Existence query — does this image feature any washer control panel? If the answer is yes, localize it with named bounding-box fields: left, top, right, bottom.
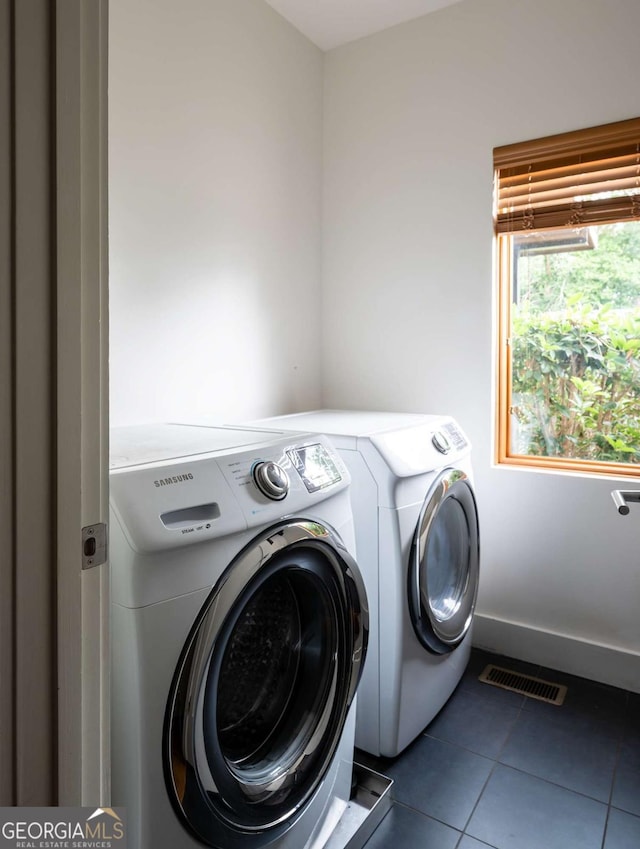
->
left=252, top=461, right=290, bottom=500
left=109, top=426, right=351, bottom=553
left=287, top=443, right=343, bottom=493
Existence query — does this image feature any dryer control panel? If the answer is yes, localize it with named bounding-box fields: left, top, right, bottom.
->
left=369, top=416, right=471, bottom=478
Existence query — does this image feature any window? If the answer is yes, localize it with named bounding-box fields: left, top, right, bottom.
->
left=494, top=117, right=640, bottom=477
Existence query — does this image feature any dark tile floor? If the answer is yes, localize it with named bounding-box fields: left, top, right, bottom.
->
left=358, top=649, right=640, bottom=849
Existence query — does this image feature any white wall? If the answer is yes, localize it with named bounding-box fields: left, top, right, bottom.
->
left=109, top=0, right=640, bottom=689
left=109, top=0, right=323, bottom=426
left=323, top=0, right=640, bottom=689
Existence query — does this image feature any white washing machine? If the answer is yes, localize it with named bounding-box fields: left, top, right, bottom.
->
left=248, top=411, right=480, bottom=758
left=109, top=423, right=368, bottom=849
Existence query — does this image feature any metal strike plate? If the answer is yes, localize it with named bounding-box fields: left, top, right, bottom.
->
left=82, top=522, right=107, bottom=569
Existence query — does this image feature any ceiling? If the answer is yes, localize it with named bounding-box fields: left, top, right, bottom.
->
left=263, top=0, right=465, bottom=51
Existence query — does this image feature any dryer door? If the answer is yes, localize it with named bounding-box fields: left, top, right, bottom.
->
left=164, top=519, right=368, bottom=849
left=408, top=468, right=479, bottom=655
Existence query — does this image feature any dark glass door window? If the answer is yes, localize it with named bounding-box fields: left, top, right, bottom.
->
left=164, top=520, right=367, bottom=849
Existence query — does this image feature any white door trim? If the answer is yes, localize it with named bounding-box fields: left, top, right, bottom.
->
left=55, top=0, right=109, bottom=804
left=1, top=0, right=108, bottom=804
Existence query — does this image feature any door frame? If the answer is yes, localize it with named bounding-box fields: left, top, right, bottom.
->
left=0, top=0, right=13, bottom=805
left=55, top=0, right=109, bottom=804
left=0, top=0, right=109, bottom=804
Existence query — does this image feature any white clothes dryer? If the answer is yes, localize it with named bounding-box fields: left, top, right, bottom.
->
left=248, top=411, right=479, bottom=758
left=109, top=423, right=368, bottom=849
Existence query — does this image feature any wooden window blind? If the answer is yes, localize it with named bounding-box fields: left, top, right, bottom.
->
left=494, top=117, right=640, bottom=234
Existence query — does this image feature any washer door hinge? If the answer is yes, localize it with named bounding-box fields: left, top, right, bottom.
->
left=82, top=522, right=108, bottom=569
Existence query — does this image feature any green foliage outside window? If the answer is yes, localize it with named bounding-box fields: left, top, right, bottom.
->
left=510, top=222, right=640, bottom=465
left=511, top=305, right=640, bottom=463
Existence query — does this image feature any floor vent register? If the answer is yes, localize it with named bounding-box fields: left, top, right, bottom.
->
left=479, top=664, right=567, bottom=706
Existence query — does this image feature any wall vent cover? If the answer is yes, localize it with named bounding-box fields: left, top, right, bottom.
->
left=479, top=664, right=567, bottom=706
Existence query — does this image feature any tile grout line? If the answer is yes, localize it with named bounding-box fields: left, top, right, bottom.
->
left=374, top=653, right=634, bottom=849
left=425, top=677, right=628, bottom=808
left=389, top=798, right=464, bottom=837
left=600, top=689, right=631, bottom=849
left=457, top=683, right=532, bottom=841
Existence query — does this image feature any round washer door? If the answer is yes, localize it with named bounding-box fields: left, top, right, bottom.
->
left=408, top=468, right=479, bottom=655
left=164, top=519, right=368, bottom=849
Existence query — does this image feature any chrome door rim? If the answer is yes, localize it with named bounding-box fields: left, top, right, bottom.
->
left=408, top=469, right=480, bottom=654
left=164, top=519, right=367, bottom=847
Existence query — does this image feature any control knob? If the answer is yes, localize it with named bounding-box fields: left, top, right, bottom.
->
left=252, top=461, right=290, bottom=501
left=432, top=430, right=451, bottom=454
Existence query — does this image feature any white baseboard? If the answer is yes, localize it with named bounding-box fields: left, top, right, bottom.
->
left=473, top=614, right=640, bottom=694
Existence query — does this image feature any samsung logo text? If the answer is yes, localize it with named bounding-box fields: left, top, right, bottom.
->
left=154, top=473, right=194, bottom=488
